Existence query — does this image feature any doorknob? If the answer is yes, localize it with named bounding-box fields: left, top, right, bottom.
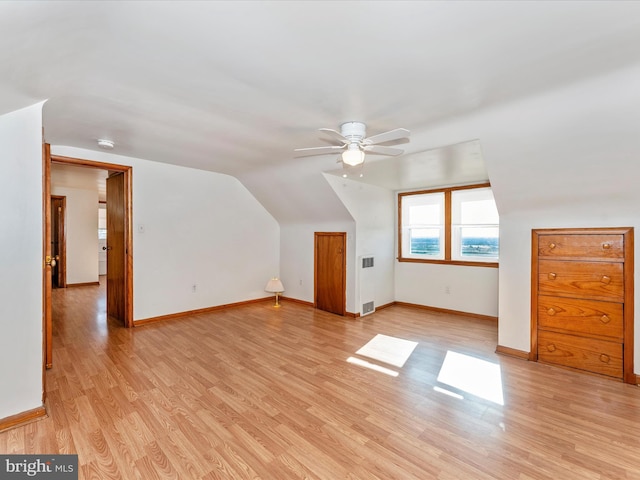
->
left=103, top=246, right=112, bottom=251
left=45, top=255, right=56, bottom=267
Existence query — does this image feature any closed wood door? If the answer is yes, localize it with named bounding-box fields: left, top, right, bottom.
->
left=106, top=172, right=126, bottom=324
left=315, top=232, right=346, bottom=316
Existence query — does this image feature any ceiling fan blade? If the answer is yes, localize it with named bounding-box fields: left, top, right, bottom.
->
left=362, top=128, right=410, bottom=145
left=294, top=145, right=345, bottom=157
left=363, top=145, right=404, bottom=156
left=319, top=128, right=349, bottom=145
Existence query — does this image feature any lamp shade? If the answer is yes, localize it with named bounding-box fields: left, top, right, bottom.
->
left=265, top=278, right=284, bottom=293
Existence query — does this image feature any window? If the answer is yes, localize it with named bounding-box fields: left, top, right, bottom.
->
left=98, top=205, right=107, bottom=239
left=398, top=183, right=499, bottom=266
left=400, top=191, right=445, bottom=260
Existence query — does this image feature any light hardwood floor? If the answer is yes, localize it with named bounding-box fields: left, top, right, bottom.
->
left=2, top=282, right=640, bottom=479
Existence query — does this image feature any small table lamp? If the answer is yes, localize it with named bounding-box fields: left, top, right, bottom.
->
left=265, top=277, right=284, bottom=307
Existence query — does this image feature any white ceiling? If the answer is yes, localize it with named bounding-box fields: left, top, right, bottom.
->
left=3, top=1, right=640, bottom=221
left=325, top=140, right=487, bottom=191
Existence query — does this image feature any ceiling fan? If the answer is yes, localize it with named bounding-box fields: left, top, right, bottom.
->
left=294, top=121, right=410, bottom=166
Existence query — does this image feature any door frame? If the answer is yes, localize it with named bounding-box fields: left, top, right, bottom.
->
left=49, top=153, right=134, bottom=327
left=43, top=151, right=134, bottom=372
left=314, top=231, right=347, bottom=316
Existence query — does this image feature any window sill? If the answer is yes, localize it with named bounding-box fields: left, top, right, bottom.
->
left=397, top=257, right=499, bottom=268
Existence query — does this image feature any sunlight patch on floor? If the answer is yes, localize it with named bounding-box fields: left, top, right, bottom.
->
left=355, top=334, right=418, bottom=368
left=436, top=350, right=504, bottom=405
left=346, top=357, right=399, bottom=377
left=347, top=334, right=418, bottom=376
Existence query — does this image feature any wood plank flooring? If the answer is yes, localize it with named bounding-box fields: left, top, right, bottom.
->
left=2, top=281, right=640, bottom=479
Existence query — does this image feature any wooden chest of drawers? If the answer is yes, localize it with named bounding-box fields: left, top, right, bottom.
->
left=531, top=228, right=634, bottom=383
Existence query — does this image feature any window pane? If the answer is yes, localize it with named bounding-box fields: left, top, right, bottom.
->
left=401, top=192, right=445, bottom=259
left=452, top=188, right=498, bottom=225
left=410, top=228, right=442, bottom=256
left=460, top=199, right=498, bottom=224
left=457, top=226, right=499, bottom=258
left=409, top=204, right=441, bottom=225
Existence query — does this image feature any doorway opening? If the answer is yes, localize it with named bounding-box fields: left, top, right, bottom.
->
left=44, top=149, right=133, bottom=372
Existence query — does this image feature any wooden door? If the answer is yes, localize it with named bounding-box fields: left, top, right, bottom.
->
left=315, top=232, right=346, bottom=316
left=51, top=196, right=66, bottom=288
left=106, top=172, right=126, bottom=324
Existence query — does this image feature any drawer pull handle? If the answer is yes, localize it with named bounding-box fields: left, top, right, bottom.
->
left=600, top=314, right=611, bottom=324
left=547, top=344, right=556, bottom=352
left=602, top=243, right=611, bottom=250
left=547, top=307, right=556, bottom=316
left=549, top=243, right=556, bottom=249
left=600, top=354, right=610, bottom=364
left=548, top=272, right=557, bottom=280
left=601, top=275, right=611, bottom=285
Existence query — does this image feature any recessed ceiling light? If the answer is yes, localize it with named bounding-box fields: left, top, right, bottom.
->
left=97, top=139, right=114, bottom=149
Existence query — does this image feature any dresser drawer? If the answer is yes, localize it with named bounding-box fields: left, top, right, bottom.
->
left=538, top=295, right=623, bottom=340
left=537, top=331, right=622, bottom=378
left=538, top=259, right=624, bottom=301
left=538, top=234, right=624, bottom=260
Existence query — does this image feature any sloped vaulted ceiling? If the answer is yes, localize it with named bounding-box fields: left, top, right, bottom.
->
left=2, top=1, right=640, bottom=222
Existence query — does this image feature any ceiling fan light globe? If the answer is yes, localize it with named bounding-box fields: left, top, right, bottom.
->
left=342, top=148, right=365, bottom=166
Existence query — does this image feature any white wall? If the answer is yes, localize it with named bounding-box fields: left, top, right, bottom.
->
left=51, top=146, right=280, bottom=321
left=280, top=221, right=356, bottom=313
left=0, top=103, right=44, bottom=420
left=50, top=185, right=99, bottom=284
left=324, top=174, right=396, bottom=312
left=395, top=262, right=499, bottom=317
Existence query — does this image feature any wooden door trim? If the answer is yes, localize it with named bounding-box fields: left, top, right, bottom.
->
left=49, top=154, right=134, bottom=328
left=314, top=232, right=347, bottom=316
left=42, top=143, right=52, bottom=394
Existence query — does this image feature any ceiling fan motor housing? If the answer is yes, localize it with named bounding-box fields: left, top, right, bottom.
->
left=340, top=121, right=366, bottom=144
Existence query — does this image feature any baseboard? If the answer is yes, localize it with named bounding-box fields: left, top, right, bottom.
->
left=345, top=301, right=396, bottom=318
left=495, top=345, right=530, bottom=360
left=135, top=297, right=499, bottom=326
left=627, top=372, right=640, bottom=386
left=394, top=301, right=498, bottom=322
left=135, top=296, right=274, bottom=326
left=66, top=281, right=100, bottom=288
left=375, top=301, right=396, bottom=311
left=0, top=406, right=47, bottom=433
left=280, top=296, right=314, bottom=308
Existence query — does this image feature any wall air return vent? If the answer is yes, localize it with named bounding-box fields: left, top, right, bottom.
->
left=362, top=301, right=375, bottom=315
left=362, top=256, right=374, bottom=268
left=360, top=255, right=375, bottom=316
